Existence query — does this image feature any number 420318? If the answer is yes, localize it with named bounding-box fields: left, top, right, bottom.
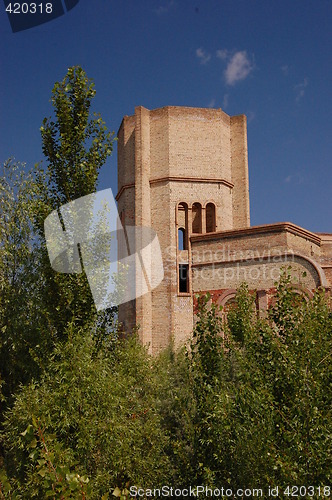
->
left=283, top=485, right=330, bottom=497
left=5, top=3, right=53, bottom=14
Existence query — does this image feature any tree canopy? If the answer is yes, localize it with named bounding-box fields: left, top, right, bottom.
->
left=1, top=272, right=331, bottom=497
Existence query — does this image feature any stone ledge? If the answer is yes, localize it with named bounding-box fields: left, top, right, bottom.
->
left=149, top=176, right=234, bottom=189
left=190, top=222, right=321, bottom=246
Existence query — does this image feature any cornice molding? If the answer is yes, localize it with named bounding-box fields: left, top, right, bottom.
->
left=149, top=176, right=234, bottom=189
left=190, top=222, right=321, bottom=246
left=116, top=176, right=234, bottom=201
left=115, top=183, right=135, bottom=201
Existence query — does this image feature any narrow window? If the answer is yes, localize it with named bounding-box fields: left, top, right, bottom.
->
left=178, top=227, right=186, bottom=250
left=206, top=203, right=216, bottom=232
left=179, top=264, right=189, bottom=293
left=192, top=202, right=202, bottom=233
left=177, top=202, right=188, bottom=248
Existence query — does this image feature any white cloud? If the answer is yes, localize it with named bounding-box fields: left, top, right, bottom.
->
left=154, top=1, right=175, bottom=15
left=207, top=98, right=216, bottom=108
left=196, top=47, right=211, bottom=65
left=216, top=49, right=228, bottom=60
left=222, top=94, right=229, bottom=109
left=224, top=51, right=254, bottom=85
left=284, top=172, right=304, bottom=184
left=294, top=78, right=308, bottom=102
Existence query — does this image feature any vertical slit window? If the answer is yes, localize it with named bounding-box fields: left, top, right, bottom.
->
left=206, top=203, right=216, bottom=232
left=178, top=227, right=186, bottom=250
left=177, top=202, right=188, bottom=248
left=179, top=264, right=189, bottom=293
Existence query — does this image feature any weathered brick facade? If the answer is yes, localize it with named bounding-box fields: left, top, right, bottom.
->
left=117, top=106, right=332, bottom=354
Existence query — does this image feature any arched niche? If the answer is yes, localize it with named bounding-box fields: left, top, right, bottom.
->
left=192, top=202, right=202, bottom=234
left=206, top=203, right=216, bottom=233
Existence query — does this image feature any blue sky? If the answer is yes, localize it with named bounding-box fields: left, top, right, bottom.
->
left=1, top=0, right=331, bottom=232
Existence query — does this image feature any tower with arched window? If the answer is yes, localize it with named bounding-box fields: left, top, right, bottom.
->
left=117, top=105, right=332, bottom=354
left=116, top=105, right=250, bottom=353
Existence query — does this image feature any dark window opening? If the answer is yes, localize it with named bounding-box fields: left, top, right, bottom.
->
left=179, top=264, right=189, bottom=293
left=206, top=203, right=216, bottom=232
left=192, top=202, right=202, bottom=233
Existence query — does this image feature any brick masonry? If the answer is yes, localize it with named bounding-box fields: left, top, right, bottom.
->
left=117, top=106, right=332, bottom=354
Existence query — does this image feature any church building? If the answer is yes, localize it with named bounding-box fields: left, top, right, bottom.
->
left=116, top=106, right=332, bottom=354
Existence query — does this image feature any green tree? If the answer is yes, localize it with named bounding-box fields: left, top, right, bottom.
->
left=187, top=294, right=224, bottom=486
left=0, top=159, right=50, bottom=405
left=1, top=273, right=331, bottom=495
left=154, top=346, right=195, bottom=488
left=0, top=66, right=115, bottom=408
left=1, top=328, right=171, bottom=498
left=168, top=277, right=331, bottom=490
left=196, top=276, right=332, bottom=489
left=40, top=65, right=114, bottom=208
left=38, top=65, right=115, bottom=338
left=265, top=272, right=332, bottom=485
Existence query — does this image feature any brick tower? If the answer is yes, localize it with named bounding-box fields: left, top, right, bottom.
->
left=116, top=106, right=250, bottom=354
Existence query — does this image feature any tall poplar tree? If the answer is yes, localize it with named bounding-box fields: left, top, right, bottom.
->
left=0, top=67, right=115, bottom=411
left=40, top=66, right=114, bottom=208
left=39, top=66, right=115, bottom=337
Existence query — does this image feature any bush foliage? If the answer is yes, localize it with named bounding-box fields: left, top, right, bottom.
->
left=1, top=274, right=331, bottom=497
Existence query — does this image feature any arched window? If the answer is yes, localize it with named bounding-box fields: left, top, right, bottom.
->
left=192, top=202, right=202, bottom=233
left=206, top=203, right=216, bottom=233
left=177, top=202, right=188, bottom=249
left=268, top=286, right=312, bottom=310
left=178, top=227, right=186, bottom=250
